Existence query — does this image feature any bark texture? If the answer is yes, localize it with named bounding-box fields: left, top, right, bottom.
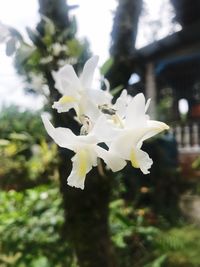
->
left=107, top=0, right=142, bottom=90
left=38, top=1, right=117, bottom=266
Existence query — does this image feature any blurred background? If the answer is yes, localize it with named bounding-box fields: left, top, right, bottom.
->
left=0, top=0, right=200, bottom=266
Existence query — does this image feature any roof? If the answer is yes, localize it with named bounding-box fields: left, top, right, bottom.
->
left=156, top=53, right=200, bottom=75
left=132, top=21, right=200, bottom=62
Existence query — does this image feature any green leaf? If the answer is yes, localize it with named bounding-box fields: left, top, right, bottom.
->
left=42, top=16, right=55, bottom=36
left=110, top=85, right=123, bottom=96
left=15, top=44, right=35, bottom=64
left=30, top=256, right=49, bottom=267
left=100, top=57, right=113, bottom=75
left=26, top=27, right=44, bottom=48
left=67, top=38, right=83, bottom=57
left=6, top=38, right=16, bottom=56
left=9, top=132, right=29, bottom=141
left=145, top=254, right=167, bottom=267
left=0, top=139, right=10, bottom=146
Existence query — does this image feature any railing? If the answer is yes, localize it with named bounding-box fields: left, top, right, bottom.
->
left=171, top=122, right=200, bottom=153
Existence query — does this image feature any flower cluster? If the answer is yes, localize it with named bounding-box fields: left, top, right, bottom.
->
left=42, top=56, right=169, bottom=189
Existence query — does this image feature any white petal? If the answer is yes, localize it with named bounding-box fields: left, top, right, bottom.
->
left=109, top=129, right=135, bottom=159
left=80, top=56, right=99, bottom=89
left=145, top=98, right=151, bottom=113
left=87, top=88, right=112, bottom=106
left=78, top=96, right=101, bottom=121
left=109, top=121, right=169, bottom=160
left=139, top=120, right=170, bottom=145
left=81, top=89, right=112, bottom=121
left=52, top=64, right=81, bottom=95
left=135, top=148, right=153, bottom=174
left=52, top=99, right=77, bottom=113
left=67, top=170, right=85, bottom=190
left=114, top=89, right=128, bottom=117
left=67, top=148, right=97, bottom=189
left=41, top=115, right=76, bottom=150
left=75, top=134, right=97, bottom=146
left=125, top=93, right=147, bottom=128
left=103, top=78, right=110, bottom=91
left=95, top=146, right=126, bottom=172
left=147, top=120, right=169, bottom=131
left=91, top=115, right=121, bottom=143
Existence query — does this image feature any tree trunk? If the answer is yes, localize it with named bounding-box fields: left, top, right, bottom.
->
left=38, top=1, right=117, bottom=266
left=107, top=0, right=142, bottom=90
left=170, top=0, right=200, bottom=27
left=60, top=163, right=117, bottom=267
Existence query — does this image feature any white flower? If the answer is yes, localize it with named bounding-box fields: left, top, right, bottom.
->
left=41, top=53, right=170, bottom=189
left=108, top=93, right=169, bottom=174
left=98, top=89, right=133, bottom=125
left=41, top=115, right=126, bottom=189
left=57, top=57, right=78, bottom=67
left=29, top=72, right=49, bottom=96
left=113, top=89, right=132, bottom=118
left=52, top=56, right=112, bottom=122
left=51, top=43, right=67, bottom=56
left=113, top=89, right=151, bottom=121
left=29, top=72, right=45, bottom=89
left=40, top=55, right=53, bottom=64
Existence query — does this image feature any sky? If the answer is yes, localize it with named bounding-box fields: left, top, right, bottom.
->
left=0, top=0, right=180, bottom=110
left=0, top=0, right=40, bottom=110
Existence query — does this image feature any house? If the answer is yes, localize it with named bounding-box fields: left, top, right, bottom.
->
left=130, top=15, right=200, bottom=178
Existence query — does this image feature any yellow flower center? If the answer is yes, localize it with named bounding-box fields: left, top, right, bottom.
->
left=130, top=149, right=139, bottom=168
left=112, top=114, right=124, bottom=128
left=77, top=150, right=88, bottom=177
left=59, top=95, right=77, bottom=104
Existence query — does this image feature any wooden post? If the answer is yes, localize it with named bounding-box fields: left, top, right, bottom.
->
left=145, top=62, right=156, bottom=118
left=192, top=123, right=200, bottom=149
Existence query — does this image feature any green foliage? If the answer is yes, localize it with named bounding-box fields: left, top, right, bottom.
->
left=0, top=185, right=75, bottom=267
left=1, top=182, right=199, bottom=267
left=2, top=3, right=199, bottom=267
left=13, top=16, right=90, bottom=94
left=145, top=255, right=167, bottom=267
left=0, top=106, right=58, bottom=189
left=192, top=156, right=200, bottom=171
left=25, top=49, right=42, bottom=71
left=109, top=197, right=161, bottom=267
left=0, top=106, right=45, bottom=140
left=155, top=226, right=200, bottom=266
left=157, top=95, right=173, bottom=122
left=66, top=38, right=84, bottom=58
left=109, top=182, right=200, bottom=267
left=109, top=199, right=134, bottom=248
